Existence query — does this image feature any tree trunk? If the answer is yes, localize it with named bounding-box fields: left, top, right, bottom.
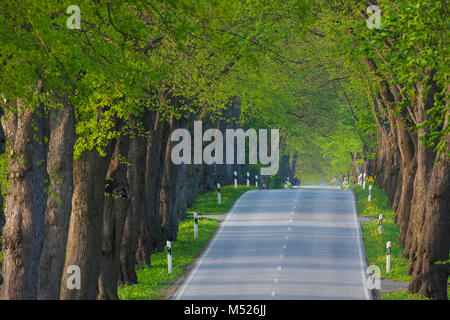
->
left=60, top=143, right=114, bottom=300
left=38, top=104, right=75, bottom=300
left=97, top=136, right=130, bottom=300
left=393, top=117, right=416, bottom=248
left=0, top=102, right=48, bottom=299
left=0, top=106, right=6, bottom=256
left=136, top=112, right=165, bottom=267
left=408, top=148, right=449, bottom=299
left=120, top=118, right=148, bottom=284
left=159, top=115, right=179, bottom=241
left=405, top=77, right=449, bottom=299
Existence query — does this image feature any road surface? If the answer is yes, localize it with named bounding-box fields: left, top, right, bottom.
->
left=174, top=187, right=371, bottom=300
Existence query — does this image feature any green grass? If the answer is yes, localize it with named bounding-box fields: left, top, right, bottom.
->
left=187, top=185, right=256, bottom=216
left=351, top=184, right=410, bottom=282
left=381, top=290, right=430, bottom=300
left=118, top=185, right=254, bottom=300
left=351, top=184, right=450, bottom=300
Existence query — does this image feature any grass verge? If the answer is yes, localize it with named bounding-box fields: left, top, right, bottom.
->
left=350, top=184, right=424, bottom=299
left=351, top=184, right=449, bottom=300
left=187, top=185, right=256, bottom=215
left=118, top=185, right=254, bottom=300
left=351, top=184, right=410, bottom=282
left=118, top=217, right=219, bottom=300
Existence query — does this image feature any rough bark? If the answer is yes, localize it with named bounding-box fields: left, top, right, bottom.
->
left=120, top=118, right=148, bottom=284
left=0, top=102, right=48, bottom=299
left=136, top=112, right=165, bottom=268
left=408, top=147, right=449, bottom=299
left=97, top=136, right=130, bottom=300
left=0, top=106, right=6, bottom=255
left=60, top=143, right=115, bottom=300
left=159, top=115, right=179, bottom=241
left=393, top=116, right=416, bottom=248
left=405, top=77, right=449, bottom=299
left=371, top=95, right=399, bottom=203
left=37, top=104, right=75, bottom=300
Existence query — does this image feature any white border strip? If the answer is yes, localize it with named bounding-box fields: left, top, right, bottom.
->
left=349, top=191, right=372, bottom=300
left=173, top=190, right=255, bottom=300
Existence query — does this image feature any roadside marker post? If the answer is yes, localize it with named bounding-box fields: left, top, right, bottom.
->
left=217, top=183, right=221, bottom=204
left=167, top=241, right=173, bottom=273
left=368, top=185, right=372, bottom=202
left=363, top=172, right=366, bottom=189
left=194, top=212, right=199, bottom=238
left=378, top=214, right=383, bottom=234
left=358, top=173, right=362, bottom=185
left=255, top=175, right=258, bottom=188
left=246, top=172, right=250, bottom=187
left=386, top=241, right=391, bottom=274
left=234, top=171, right=237, bottom=188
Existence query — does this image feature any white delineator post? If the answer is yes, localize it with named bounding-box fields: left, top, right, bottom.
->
left=167, top=241, right=172, bottom=273
left=363, top=172, right=366, bottom=189
left=234, top=171, right=237, bottom=188
left=358, top=173, right=362, bottom=185
left=246, top=172, right=250, bottom=187
left=386, top=241, right=391, bottom=274
left=255, top=175, right=258, bottom=188
left=217, top=183, right=221, bottom=204
left=194, top=212, right=198, bottom=238
left=368, top=185, right=372, bottom=202
left=378, top=214, right=383, bottom=234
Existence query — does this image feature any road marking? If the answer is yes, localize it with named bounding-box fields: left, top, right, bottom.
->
left=288, top=227, right=291, bottom=231
left=285, top=236, right=289, bottom=240
left=277, top=265, right=282, bottom=270
left=271, top=291, right=276, bottom=297
left=280, top=254, right=284, bottom=259
left=289, top=219, right=293, bottom=223
left=274, top=279, right=279, bottom=284
left=173, top=190, right=253, bottom=299
left=350, top=192, right=372, bottom=300
left=283, top=244, right=287, bottom=249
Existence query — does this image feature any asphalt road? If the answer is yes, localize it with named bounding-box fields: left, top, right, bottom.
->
left=174, top=187, right=371, bottom=300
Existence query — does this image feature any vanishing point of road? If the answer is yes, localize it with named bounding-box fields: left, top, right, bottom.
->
left=174, top=187, right=371, bottom=300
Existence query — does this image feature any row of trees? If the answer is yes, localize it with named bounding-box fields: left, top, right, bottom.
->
left=0, top=0, right=318, bottom=299
left=0, top=0, right=447, bottom=299
left=318, top=0, right=449, bottom=299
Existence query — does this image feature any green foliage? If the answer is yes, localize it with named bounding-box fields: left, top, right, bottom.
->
left=0, top=151, right=9, bottom=202
left=269, top=174, right=283, bottom=189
